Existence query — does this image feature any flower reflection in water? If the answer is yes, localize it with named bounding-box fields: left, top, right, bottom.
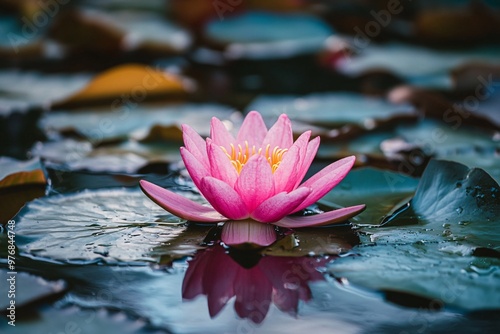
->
left=182, top=243, right=333, bottom=324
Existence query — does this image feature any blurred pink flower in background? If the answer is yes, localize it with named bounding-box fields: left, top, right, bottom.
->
left=141, top=111, right=364, bottom=246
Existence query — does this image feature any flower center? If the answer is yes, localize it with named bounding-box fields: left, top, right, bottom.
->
left=221, top=141, right=288, bottom=174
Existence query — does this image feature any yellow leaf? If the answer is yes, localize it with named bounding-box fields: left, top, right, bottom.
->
left=0, top=158, right=47, bottom=224
left=139, top=124, right=184, bottom=143
left=0, top=170, right=46, bottom=189
left=53, top=64, right=189, bottom=109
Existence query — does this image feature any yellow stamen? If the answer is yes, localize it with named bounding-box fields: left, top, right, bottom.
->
left=220, top=141, right=288, bottom=174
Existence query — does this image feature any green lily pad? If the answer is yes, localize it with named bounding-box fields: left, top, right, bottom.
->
left=0, top=157, right=47, bottom=224
left=40, top=103, right=236, bottom=142
left=0, top=304, right=169, bottom=334
left=383, top=159, right=500, bottom=247
left=328, top=242, right=500, bottom=311
left=14, top=188, right=209, bottom=264
left=337, top=42, right=500, bottom=82
left=262, top=226, right=360, bottom=257
left=249, top=92, right=415, bottom=127
left=439, top=150, right=500, bottom=183
left=395, top=120, right=499, bottom=156
left=205, top=11, right=332, bottom=59
left=32, top=139, right=181, bottom=173
left=0, top=70, right=90, bottom=114
left=0, top=269, right=66, bottom=310
left=110, top=10, right=192, bottom=52
left=319, top=168, right=419, bottom=225
left=328, top=160, right=500, bottom=311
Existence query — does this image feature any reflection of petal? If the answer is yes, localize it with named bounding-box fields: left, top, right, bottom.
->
left=182, top=246, right=238, bottom=317
left=260, top=256, right=331, bottom=315
left=139, top=180, right=225, bottom=222
left=182, top=244, right=332, bottom=323
left=205, top=251, right=238, bottom=317
left=275, top=204, right=366, bottom=228
left=221, top=221, right=277, bottom=247
left=234, top=265, right=272, bottom=324
left=182, top=249, right=212, bottom=299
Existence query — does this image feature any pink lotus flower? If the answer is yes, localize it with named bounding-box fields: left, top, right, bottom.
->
left=140, top=111, right=365, bottom=244
left=182, top=244, right=333, bottom=323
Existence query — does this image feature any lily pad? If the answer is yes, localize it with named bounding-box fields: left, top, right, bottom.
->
left=249, top=92, right=415, bottom=127
left=0, top=70, right=90, bottom=114
left=262, top=226, right=360, bottom=257
left=395, top=119, right=499, bottom=156
left=40, top=103, right=237, bottom=142
left=205, top=11, right=333, bottom=59
left=0, top=304, right=169, bottom=334
left=0, top=157, right=46, bottom=189
left=440, top=150, right=500, bottom=183
left=383, top=159, right=500, bottom=247
left=337, top=42, right=500, bottom=83
left=0, top=157, right=47, bottom=224
left=319, top=168, right=419, bottom=225
left=14, top=188, right=210, bottom=264
left=0, top=269, right=66, bottom=310
left=328, top=242, right=500, bottom=311
left=31, top=139, right=183, bottom=173
left=108, top=10, right=192, bottom=52
left=328, top=160, right=500, bottom=311
left=52, top=64, right=189, bottom=109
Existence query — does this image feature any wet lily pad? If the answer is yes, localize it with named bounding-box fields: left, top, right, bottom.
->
left=249, top=92, right=415, bottom=127
left=205, top=11, right=333, bottom=59
left=108, top=10, right=192, bottom=52
left=0, top=304, right=169, bottom=334
left=0, top=157, right=46, bottom=189
left=329, top=242, right=500, bottom=311
left=262, top=226, right=359, bottom=257
left=0, top=157, right=47, bottom=224
left=329, top=160, right=500, bottom=311
left=383, top=159, right=500, bottom=247
left=395, top=119, right=499, bottom=156
left=441, top=150, right=500, bottom=183
left=40, top=103, right=236, bottom=142
left=337, top=42, right=500, bottom=84
left=319, top=168, right=419, bottom=225
left=52, top=64, right=189, bottom=109
left=14, top=188, right=209, bottom=264
left=0, top=70, right=90, bottom=114
left=32, top=139, right=181, bottom=174
left=0, top=269, right=66, bottom=310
